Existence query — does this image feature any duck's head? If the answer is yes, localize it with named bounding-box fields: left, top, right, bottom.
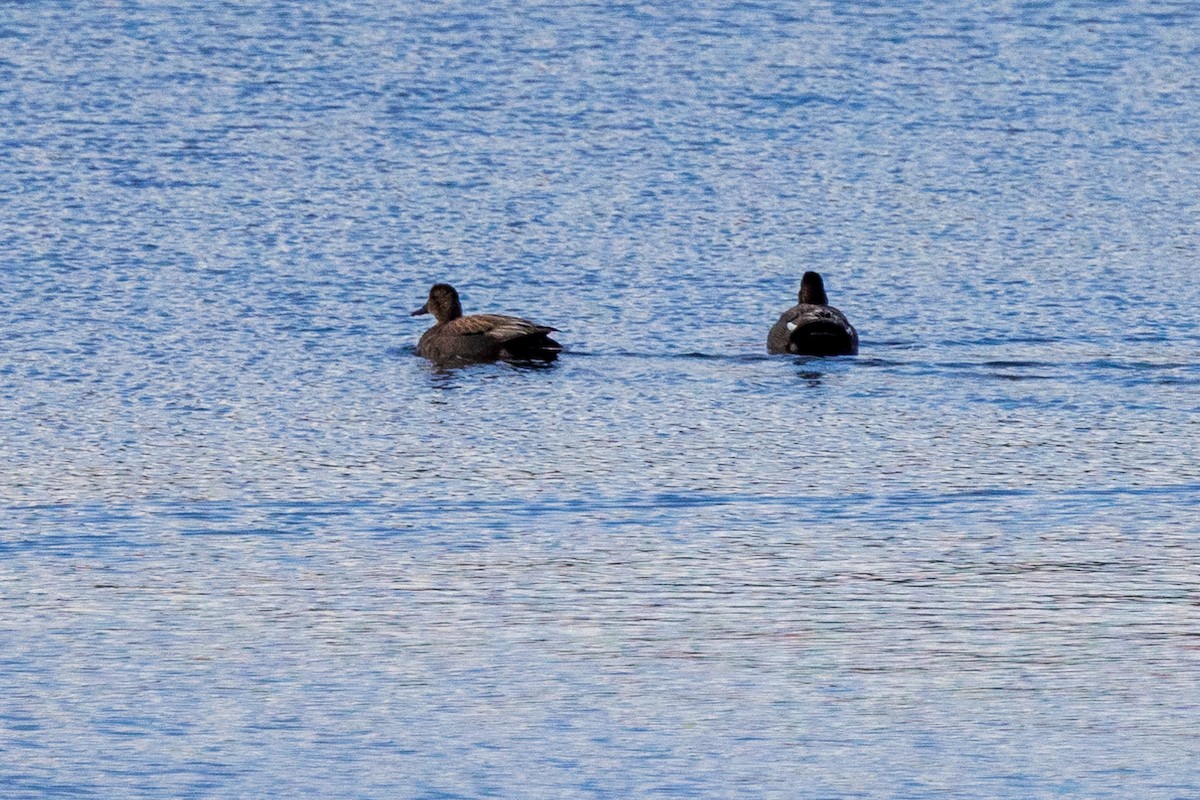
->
left=412, top=283, right=463, bottom=323
left=798, top=271, right=828, bottom=305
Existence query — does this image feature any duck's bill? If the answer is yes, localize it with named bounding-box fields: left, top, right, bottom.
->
left=411, top=303, right=429, bottom=316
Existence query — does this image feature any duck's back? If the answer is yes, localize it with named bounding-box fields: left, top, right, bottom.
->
left=417, top=313, right=561, bottom=364
left=767, top=303, right=858, bottom=356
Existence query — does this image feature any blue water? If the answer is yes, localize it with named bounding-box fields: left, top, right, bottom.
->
left=3, top=1, right=1200, bottom=797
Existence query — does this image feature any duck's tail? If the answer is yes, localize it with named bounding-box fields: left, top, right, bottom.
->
left=786, top=319, right=857, bottom=356
left=503, top=330, right=563, bottom=361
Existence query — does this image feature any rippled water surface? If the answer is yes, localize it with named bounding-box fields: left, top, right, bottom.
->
left=3, top=2, right=1200, bottom=798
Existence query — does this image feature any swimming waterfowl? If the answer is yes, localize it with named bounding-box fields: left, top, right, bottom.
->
left=767, top=271, right=859, bottom=356
left=412, top=283, right=563, bottom=364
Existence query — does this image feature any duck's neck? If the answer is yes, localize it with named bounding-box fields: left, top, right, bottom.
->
left=435, top=298, right=463, bottom=323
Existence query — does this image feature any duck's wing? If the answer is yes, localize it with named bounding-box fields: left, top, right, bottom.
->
left=445, top=314, right=558, bottom=342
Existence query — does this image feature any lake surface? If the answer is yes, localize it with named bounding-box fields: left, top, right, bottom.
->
left=2, top=1, right=1199, bottom=797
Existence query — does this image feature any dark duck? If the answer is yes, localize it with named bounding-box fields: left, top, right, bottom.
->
left=412, top=283, right=563, bottom=365
left=767, top=271, right=859, bottom=356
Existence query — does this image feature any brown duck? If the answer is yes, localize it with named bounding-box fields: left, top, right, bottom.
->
left=412, top=283, right=563, bottom=364
left=767, top=271, right=859, bottom=356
